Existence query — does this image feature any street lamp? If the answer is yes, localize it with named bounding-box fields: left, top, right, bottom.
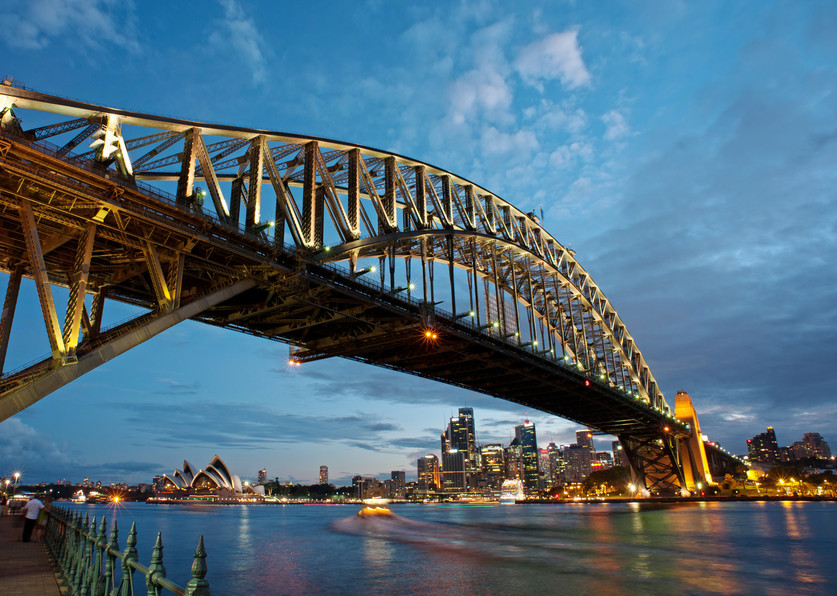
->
left=12, top=472, right=20, bottom=496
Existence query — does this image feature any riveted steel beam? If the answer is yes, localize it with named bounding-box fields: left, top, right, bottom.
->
left=0, top=264, right=23, bottom=375
left=19, top=199, right=66, bottom=360
left=245, top=135, right=264, bottom=232
left=62, top=223, right=97, bottom=357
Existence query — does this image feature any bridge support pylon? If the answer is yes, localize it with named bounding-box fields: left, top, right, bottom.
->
left=674, top=390, right=713, bottom=493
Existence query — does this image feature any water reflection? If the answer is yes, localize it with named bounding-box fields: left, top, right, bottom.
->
left=64, top=501, right=837, bottom=594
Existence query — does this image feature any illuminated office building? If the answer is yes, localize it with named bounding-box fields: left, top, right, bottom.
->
left=515, top=421, right=539, bottom=490
left=417, top=454, right=441, bottom=492
left=391, top=470, right=406, bottom=499
left=480, top=444, right=506, bottom=489
left=442, top=450, right=467, bottom=492
left=319, top=465, right=328, bottom=485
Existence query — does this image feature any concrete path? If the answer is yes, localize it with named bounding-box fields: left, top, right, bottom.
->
left=0, top=514, right=61, bottom=595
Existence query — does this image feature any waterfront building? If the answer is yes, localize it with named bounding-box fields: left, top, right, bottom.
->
left=480, top=444, right=506, bottom=490
left=747, top=427, right=780, bottom=462
left=803, top=433, right=832, bottom=459
left=417, top=454, right=441, bottom=492
left=156, top=455, right=250, bottom=499
left=505, top=438, right=522, bottom=481
left=563, top=444, right=595, bottom=482
left=515, top=421, right=539, bottom=491
left=319, top=465, right=329, bottom=485
left=257, top=469, right=267, bottom=484
left=538, top=448, right=553, bottom=488
left=391, top=471, right=406, bottom=499
left=442, top=450, right=467, bottom=492
left=547, top=442, right=563, bottom=485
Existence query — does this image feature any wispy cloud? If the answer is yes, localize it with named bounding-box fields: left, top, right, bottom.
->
left=211, top=0, right=269, bottom=85
left=2, top=0, right=141, bottom=52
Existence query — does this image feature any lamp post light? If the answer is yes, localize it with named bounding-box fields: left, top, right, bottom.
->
left=12, top=472, right=20, bottom=496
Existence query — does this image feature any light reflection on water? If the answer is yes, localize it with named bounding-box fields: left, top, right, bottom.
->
left=66, top=501, right=837, bottom=595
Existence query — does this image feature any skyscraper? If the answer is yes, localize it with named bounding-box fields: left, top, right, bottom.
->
left=515, top=421, right=539, bottom=491
left=257, top=469, right=267, bottom=484
left=319, top=465, right=328, bottom=485
left=480, top=443, right=506, bottom=489
left=442, top=408, right=479, bottom=487
left=417, top=454, right=441, bottom=492
left=391, top=471, right=406, bottom=499
left=442, top=450, right=467, bottom=492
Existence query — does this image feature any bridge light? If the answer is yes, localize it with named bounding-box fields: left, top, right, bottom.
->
left=584, top=380, right=591, bottom=387
left=409, top=283, right=416, bottom=291
left=664, top=426, right=670, bottom=432
left=532, top=340, right=538, bottom=346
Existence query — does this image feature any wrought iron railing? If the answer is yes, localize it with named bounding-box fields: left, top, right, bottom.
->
left=44, top=505, right=210, bottom=596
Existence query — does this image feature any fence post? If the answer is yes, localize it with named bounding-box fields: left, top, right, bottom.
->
left=184, top=536, right=210, bottom=596
left=146, top=532, right=167, bottom=596
left=104, top=519, right=119, bottom=594
left=119, top=522, right=138, bottom=596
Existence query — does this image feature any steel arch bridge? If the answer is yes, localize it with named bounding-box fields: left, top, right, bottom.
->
left=0, top=81, right=714, bottom=495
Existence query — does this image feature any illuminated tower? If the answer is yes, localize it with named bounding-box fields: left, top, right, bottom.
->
left=515, top=421, right=539, bottom=491
left=319, top=465, right=328, bottom=485
left=257, top=469, right=267, bottom=484
left=480, top=443, right=506, bottom=489
left=442, top=408, right=479, bottom=487
left=417, top=455, right=441, bottom=492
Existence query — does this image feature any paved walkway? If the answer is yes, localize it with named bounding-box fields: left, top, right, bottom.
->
left=0, top=514, right=61, bottom=595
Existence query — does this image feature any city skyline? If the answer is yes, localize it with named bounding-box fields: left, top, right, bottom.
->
left=1, top=1, right=836, bottom=484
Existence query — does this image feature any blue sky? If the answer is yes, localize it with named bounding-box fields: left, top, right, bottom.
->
left=1, top=0, right=836, bottom=485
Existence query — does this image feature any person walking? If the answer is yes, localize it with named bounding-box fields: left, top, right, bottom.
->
left=21, top=496, right=44, bottom=543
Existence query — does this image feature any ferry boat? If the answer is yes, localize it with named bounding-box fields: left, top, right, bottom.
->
left=499, top=479, right=525, bottom=504
left=70, top=489, right=87, bottom=503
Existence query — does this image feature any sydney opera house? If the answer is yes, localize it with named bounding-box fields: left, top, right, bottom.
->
left=154, top=454, right=263, bottom=502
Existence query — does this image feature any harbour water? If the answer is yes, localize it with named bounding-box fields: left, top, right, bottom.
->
left=65, top=501, right=837, bottom=595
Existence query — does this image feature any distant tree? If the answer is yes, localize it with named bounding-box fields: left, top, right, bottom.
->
left=583, top=466, right=631, bottom=494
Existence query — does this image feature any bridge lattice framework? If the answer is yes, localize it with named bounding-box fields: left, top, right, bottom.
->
left=0, top=82, right=708, bottom=494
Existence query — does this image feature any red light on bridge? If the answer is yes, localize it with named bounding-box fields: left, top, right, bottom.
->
left=584, top=380, right=591, bottom=387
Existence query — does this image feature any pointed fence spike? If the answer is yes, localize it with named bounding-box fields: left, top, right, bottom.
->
left=147, top=531, right=167, bottom=594
left=108, top=519, right=119, bottom=551
left=184, top=535, right=210, bottom=596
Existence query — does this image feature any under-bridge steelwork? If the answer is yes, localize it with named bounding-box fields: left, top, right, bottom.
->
left=0, top=81, right=719, bottom=495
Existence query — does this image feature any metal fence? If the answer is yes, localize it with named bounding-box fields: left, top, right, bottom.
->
left=44, top=505, right=209, bottom=596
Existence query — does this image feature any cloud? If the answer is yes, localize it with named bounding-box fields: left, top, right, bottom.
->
left=480, top=126, right=539, bottom=156
left=602, top=110, right=630, bottom=140
left=211, top=0, right=269, bottom=85
left=0, top=418, right=161, bottom=483
left=2, top=0, right=140, bottom=52
left=154, top=378, right=200, bottom=395
left=548, top=141, right=594, bottom=169
left=515, top=30, right=591, bottom=89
